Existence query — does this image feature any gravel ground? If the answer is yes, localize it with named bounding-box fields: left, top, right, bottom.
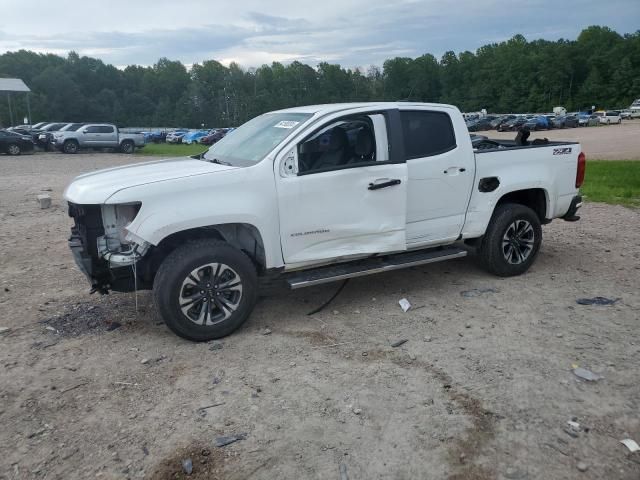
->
left=482, top=118, right=640, bottom=160
left=0, top=152, right=639, bottom=480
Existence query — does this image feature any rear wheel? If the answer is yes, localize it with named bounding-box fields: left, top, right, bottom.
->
left=153, top=240, right=258, bottom=341
left=478, top=203, right=542, bottom=277
left=7, top=143, right=21, bottom=155
left=120, top=140, right=135, bottom=154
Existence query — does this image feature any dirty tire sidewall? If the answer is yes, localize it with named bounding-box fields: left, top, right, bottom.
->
left=153, top=240, right=258, bottom=341
left=479, top=203, right=542, bottom=277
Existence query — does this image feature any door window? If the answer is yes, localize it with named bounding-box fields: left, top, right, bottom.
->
left=400, top=111, right=456, bottom=159
left=298, top=114, right=388, bottom=175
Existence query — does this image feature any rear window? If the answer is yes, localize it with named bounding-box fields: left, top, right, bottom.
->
left=606, top=111, right=620, bottom=116
left=400, top=111, right=456, bottom=159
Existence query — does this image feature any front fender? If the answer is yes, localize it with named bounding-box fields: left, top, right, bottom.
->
left=107, top=162, right=283, bottom=268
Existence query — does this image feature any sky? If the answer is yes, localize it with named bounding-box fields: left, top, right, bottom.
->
left=0, top=0, right=638, bottom=69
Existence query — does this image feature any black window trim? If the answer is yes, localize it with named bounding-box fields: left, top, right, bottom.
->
left=399, top=109, right=458, bottom=160
left=296, top=108, right=405, bottom=177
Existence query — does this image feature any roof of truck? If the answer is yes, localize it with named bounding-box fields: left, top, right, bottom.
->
left=272, top=102, right=458, bottom=115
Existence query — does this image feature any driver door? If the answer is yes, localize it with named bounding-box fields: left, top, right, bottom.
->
left=275, top=110, right=408, bottom=267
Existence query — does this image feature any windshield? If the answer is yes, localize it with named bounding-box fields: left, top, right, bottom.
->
left=203, top=112, right=312, bottom=166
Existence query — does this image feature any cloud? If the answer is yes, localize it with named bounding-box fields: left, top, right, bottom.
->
left=0, top=0, right=638, bottom=69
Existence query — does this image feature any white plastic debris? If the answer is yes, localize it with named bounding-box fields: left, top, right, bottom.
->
left=567, top=420, right=580, bottom=430
left=399, top=298, right=411, bottom=312
left=620, top=439, right=639, bottom=453
left=572, top=367, right=600, bottom=381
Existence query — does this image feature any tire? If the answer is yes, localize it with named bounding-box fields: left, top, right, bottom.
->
left=478, top=203, right=542, bottom=277
left=120, top=140, right=135, bottom=154
left=153, top=239, right=258, bottom=341
left=7, top=143, right=21, bottom=155
left=63, top=140, right=79, bottom=154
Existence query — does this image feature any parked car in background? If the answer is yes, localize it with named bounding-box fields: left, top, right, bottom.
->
left=182, top=130, right=210, bottom=145
left=35, top=123, right=70, bottom=150
left=143, top=131, right=167, bottom=143
left=552, top=115, right=579, bottom=129
left=166, top=130, right=189, bottom=144
left=200, top=129, right=227, bottom=145
left=620, top=109, right=632, bottom=119
left=599, top=111, right=622, bottom=124
left=490, top=115, right=516, bottom=129
left=53, top=123, right=145, bottom=154
left=0, top=129, right=35, bottom=155
left=498, top=116, right=527, bottom=131
left=466, top=118, right=494, bottom=132
left=578, top=114, right=600, bottom=127
left=524, top=115, right=550, bottom=131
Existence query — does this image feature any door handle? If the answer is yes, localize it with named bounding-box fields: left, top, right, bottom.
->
left=368, top=179, right=401, bottom=190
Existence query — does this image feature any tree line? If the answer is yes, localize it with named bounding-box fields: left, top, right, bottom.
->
left=0, top=26, right=638, bottom=128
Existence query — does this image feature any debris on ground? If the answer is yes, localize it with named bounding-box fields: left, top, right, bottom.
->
left=567, top=420, right=580, bottom=430
left=460, top=288, right=499, bottom=298
left=398, top=298, right=411, bottom=312
left=215, top=433, right=247, bottom=447
left=105, top=321, right=121, bottom=331
left=576, top=296, right=619, bottom=306
left=41, top=301, right=128, bottom=337
left=36, top=194, right=51, bottom=209
left=0, top=327, right=10, bottom=335
left=141, top=358, right=150, bottom=365
left=261, top=327, right=272, bottom=335
left=391, top=339, right=408, bottom=348
left=182, top=458, right=193, bottom=475
left=572, top=367, right=600, bottom=382
left=576, top=461, right=588, bottom=472
left=208, top=342, right=223, bottom=351
left=620, top=439, right=640, bottom=453
left=339, top=463, right=349, bottom=480
left=352, top=407, right=362, bottom=415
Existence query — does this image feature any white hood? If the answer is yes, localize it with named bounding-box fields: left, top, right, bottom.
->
left=64, top=157, right=236, bottom=204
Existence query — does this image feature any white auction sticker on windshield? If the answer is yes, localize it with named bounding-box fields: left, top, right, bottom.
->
left=274, top=121, right=299, bottom=129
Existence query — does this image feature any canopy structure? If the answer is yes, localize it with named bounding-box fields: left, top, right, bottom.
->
left=0, top=78, right=32, bottom=127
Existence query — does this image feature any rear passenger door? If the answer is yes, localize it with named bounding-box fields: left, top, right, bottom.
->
left=400, top=108, right=475, bottom=246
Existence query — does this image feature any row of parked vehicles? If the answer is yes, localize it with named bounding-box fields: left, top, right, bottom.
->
left=467, top=110, right=624, bottom=132
left=158, top=127, right=234, bottom=145
left=1, top=122, right=144, bottom=155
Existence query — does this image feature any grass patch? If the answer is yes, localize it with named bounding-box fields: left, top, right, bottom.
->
left=582, top=160, right=640, bottom=207
left=137, top=143, right=208, bottom=157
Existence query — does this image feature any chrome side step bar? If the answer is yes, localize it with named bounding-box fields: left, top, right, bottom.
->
left=286, top=247, right=467, bottom=289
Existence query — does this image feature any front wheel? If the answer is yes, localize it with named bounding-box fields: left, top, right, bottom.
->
left=63, top=140, right=79, bottom=154
left=478, top=203, right=542, bottom=277
left=7, top=143, right=21, bottom=155
left=153, top=240, right=258, bottom=341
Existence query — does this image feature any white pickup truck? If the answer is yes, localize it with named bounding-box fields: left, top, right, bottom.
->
left=64, top=102, right=585, bottom=341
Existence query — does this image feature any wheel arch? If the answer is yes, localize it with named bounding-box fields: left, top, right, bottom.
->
left=141, top=223, right=267, bottom=283
left=496, top=188, right=549, bottom=223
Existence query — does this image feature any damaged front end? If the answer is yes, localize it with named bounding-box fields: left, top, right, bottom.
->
left=68, top=202, right=150, bottom=293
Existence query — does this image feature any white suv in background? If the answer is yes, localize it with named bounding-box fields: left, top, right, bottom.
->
left=595, top=110, right=622, bottom=125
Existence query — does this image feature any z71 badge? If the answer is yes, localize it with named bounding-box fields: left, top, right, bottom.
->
left=553, top=147, right=572, bottom=155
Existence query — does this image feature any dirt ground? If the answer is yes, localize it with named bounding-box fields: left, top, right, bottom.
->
left=1, top=152, right=639, bottom=480
left=483, top=118, right=640, bottom=160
